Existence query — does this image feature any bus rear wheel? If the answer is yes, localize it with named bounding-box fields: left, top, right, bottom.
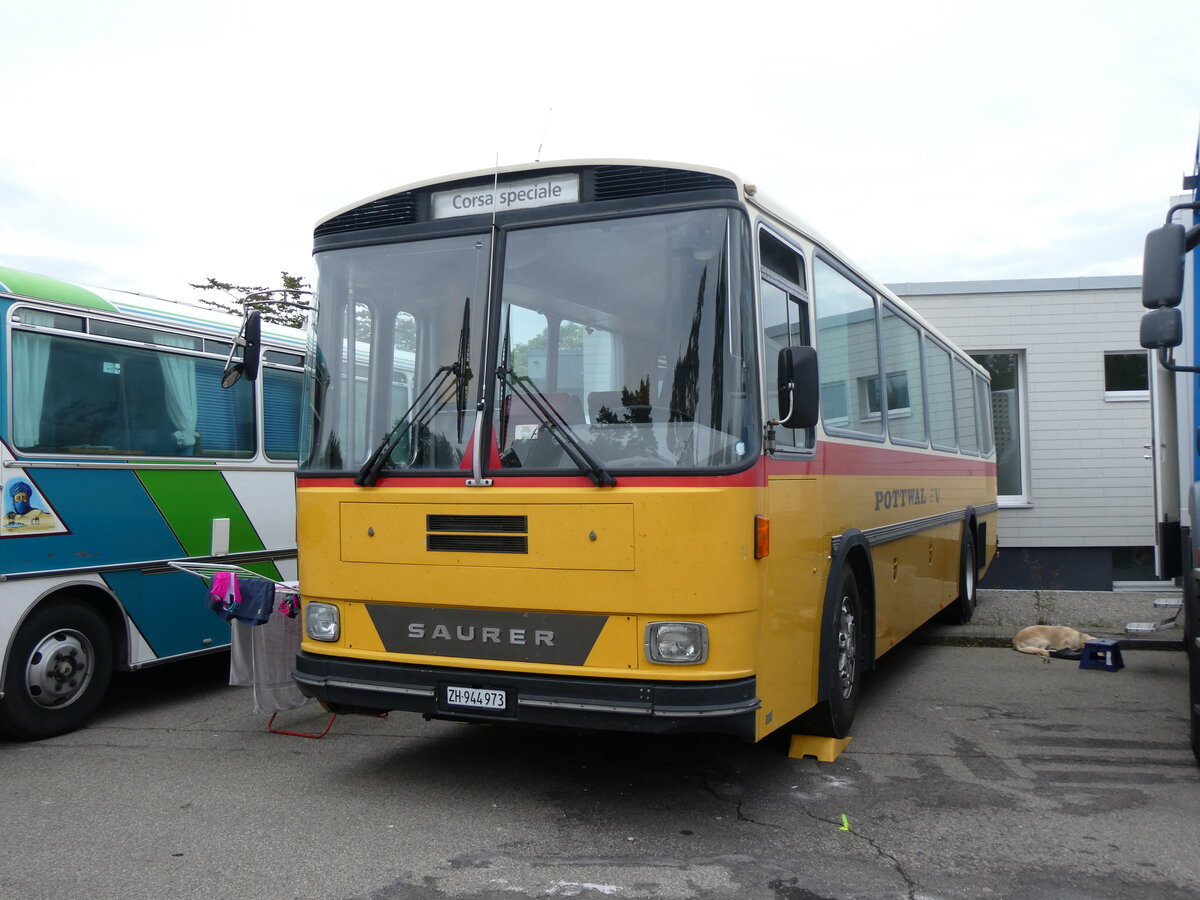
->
left=941, top=531, right=978, bottom=625
left=0, top=600, right=114, bottom=741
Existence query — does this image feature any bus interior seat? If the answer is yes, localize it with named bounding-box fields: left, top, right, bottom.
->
left=501, top=392, right=583, bottom=466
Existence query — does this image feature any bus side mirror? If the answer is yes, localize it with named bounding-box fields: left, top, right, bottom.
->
left=1140, top=306, right=1183, bottom=350
left=221, top=311, right=263, bottom=388
left=1142, top=223, right=1186, bottom=309
left=777, top=345, right=819, bottom=429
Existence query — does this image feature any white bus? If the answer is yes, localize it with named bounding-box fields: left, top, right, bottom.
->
left=1, top=265, right=305, bottom=740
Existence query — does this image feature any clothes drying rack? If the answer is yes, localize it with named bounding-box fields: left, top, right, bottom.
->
left=168, top=560, right=347, bottom=738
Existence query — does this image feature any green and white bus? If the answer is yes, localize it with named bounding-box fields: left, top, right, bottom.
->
left=1, top=265, right=305, bottom=740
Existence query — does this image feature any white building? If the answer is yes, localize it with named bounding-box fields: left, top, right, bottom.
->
left=891, top=276, right=1155, bottom=590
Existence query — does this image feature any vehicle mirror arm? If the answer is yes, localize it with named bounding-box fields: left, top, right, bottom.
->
left=767, top=381, right=796, bottom=429
left=1164, top=202, right=1200, bottom=226
left=763, top=381, right=796, bottom=452
left=1158, top=346, right=1200, bottom=375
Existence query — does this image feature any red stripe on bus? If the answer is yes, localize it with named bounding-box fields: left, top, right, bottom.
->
left=767, top=442, right=996, bottom=478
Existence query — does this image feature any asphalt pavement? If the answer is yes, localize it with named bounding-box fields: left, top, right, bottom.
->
left=2, top=639, right=1196, bottom=899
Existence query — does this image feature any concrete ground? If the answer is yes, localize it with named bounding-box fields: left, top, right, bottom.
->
left=920, top=586, right=1188, bottom=650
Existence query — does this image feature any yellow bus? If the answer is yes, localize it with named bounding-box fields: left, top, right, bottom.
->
left=287, top=160, right=997, bottom=741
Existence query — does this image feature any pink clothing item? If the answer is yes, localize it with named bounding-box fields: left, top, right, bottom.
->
left=207, top=571, right=242, bottom=614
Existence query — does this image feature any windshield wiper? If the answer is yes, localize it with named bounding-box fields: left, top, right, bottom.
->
left=355, top=298, right=472, bottom=486
left=498, top=366, right=617, bottom=488
left=355, top=362, right=459, bottom=486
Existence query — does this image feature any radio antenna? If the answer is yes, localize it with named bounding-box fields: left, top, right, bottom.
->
left=536, top=107, right=552, bottom=162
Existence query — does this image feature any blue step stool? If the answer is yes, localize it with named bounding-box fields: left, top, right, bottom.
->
left=1079, top=639, right=1124, bottom=672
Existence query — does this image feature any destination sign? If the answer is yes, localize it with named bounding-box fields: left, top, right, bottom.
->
left=431, top=174, right=579, bottom=219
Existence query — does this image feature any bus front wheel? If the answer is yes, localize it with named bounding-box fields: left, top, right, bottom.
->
left=0, top=600, right=114, bottom=741
left=800, top=567, right=863, bottom=739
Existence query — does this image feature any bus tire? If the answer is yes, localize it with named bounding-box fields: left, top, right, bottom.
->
left=803, top=566, right=863, bottom=739
left=941, top=530, right=978, bottom=625
left=0, top=600, right=114, bottom=741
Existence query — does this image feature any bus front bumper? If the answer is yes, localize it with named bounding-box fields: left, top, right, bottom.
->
left=292, top=651, right=759, bottom=740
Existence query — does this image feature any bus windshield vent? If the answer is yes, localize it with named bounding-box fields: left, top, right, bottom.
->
left=315, top=191, right=418, bottom=237
left=427, top=514, right=527, bottom=533
left=427, top=534, right=529, bottom=554
left=426, top=514, right=529, bottom=554
left=593, top=165, right=736, bottom=201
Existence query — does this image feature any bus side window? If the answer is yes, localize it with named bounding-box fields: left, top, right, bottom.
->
left=954, top=358, right=980, bottom=454
left=33, top=335, right=124, bottom=451
left=815, top=257, right=881, bottom=437
left=264, top=365, right=304, bottom=460
left=194, top=355, right=254, bottom=458
left=881, top=306, right=927, bottom=446
left=759, top=230, right=812, bottom=449
left=975, top=372, right=995, bottom=456
left=926, top=338, right=957, bottom=450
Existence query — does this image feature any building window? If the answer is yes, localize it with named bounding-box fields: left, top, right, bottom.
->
left=1112, top=546, right=1156, bottom=583
left=1104, top=351, right=1149, bottom=400
left=861, top=371, right=910, bottom=419
left=972, top=352, right=1026, bottom=503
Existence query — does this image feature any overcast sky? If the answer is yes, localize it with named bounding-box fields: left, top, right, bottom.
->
left=2, top=1, right=1197, bottom=303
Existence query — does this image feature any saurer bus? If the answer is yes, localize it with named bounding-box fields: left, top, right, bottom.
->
left=278, top=160, right=997, bottom=742
left=0, top=266, right=305, bottom=740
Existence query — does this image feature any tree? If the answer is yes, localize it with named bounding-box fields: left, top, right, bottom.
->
left=189, top=272, right=311, bottom=329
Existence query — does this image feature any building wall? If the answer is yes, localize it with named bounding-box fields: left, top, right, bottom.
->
left=890, top=276, right=1152, bottom=588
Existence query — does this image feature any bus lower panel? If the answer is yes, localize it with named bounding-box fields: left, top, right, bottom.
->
left=293, top=651, right=759, bottom=740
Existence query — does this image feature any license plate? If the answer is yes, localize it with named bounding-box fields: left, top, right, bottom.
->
left=444, top=685, right=507, bottom=711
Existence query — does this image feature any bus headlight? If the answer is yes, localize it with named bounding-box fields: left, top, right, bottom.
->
left=645, top=622, right=708, bottom=664
left=305, top=602, right=340, bottom=642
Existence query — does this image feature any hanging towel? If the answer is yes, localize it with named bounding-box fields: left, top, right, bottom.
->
left=229, top=614, right=308, bottom=713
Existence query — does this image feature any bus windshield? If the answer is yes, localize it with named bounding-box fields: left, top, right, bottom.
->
left=305, top=206, right=759, bottom=475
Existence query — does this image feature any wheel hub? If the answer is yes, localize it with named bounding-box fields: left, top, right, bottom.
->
left=24, top=629, right=94, bottom=709
left=836, top=597, right=857, bottom=700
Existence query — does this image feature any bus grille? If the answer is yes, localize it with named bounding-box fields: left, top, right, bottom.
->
left=315, top=191, right=418, bottom=237
left=593, top=165, right=735, bottom=201
left=426, top=514, right=529, bottom=554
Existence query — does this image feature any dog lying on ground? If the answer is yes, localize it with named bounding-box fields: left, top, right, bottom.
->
left=1012, top=625, right=1097, bottom=662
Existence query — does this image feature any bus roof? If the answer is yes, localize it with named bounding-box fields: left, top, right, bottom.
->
left=314, top=157, right=749, bottom=229
left=0, top=264, right=306, bottom=350
left=312, top=159, right=987, bottom=380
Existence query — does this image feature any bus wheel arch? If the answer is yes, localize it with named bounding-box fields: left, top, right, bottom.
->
left=0, top=588, right=121, bottom=741
left=804, top=531, right=875, bottom=739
